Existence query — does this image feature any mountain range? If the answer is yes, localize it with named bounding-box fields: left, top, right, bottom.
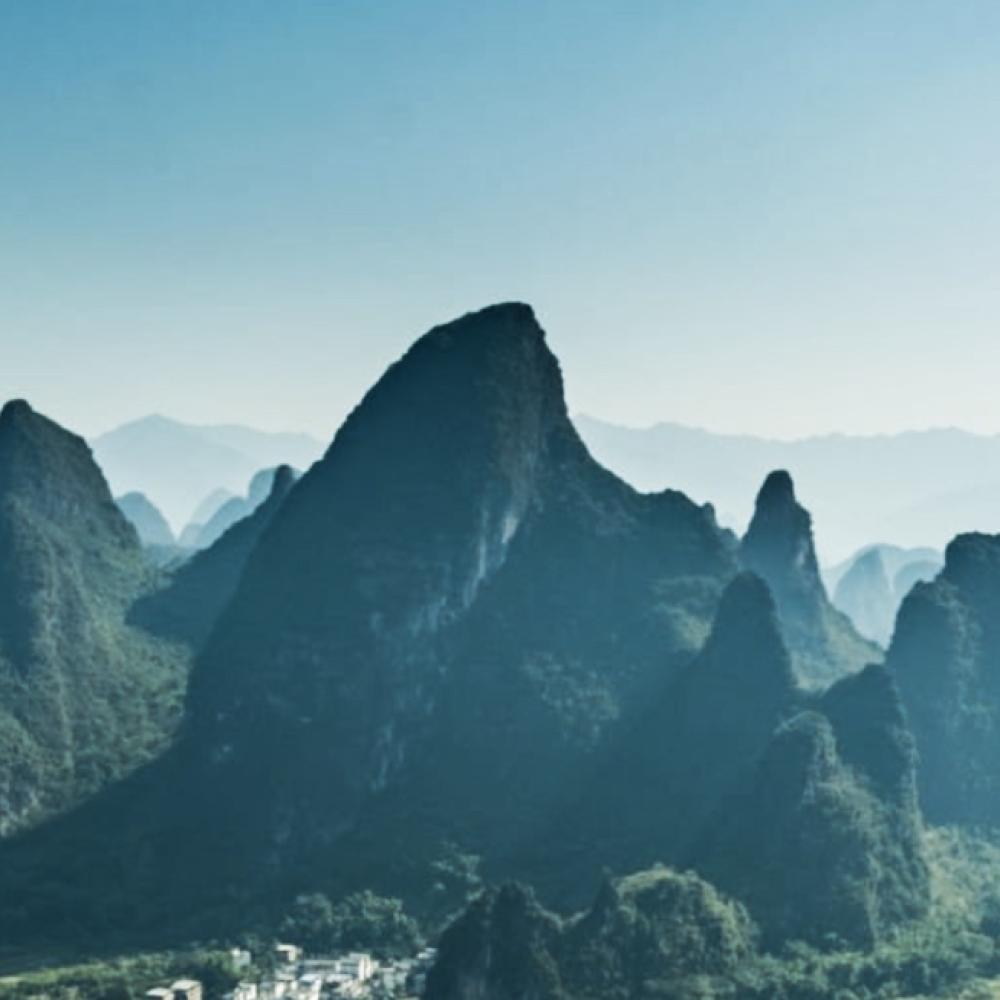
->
left=5, top=304, right=1000, bottom=999
left=575, top=414, right=1000, bottom=561
left=91, top=416, right=323, bottom=533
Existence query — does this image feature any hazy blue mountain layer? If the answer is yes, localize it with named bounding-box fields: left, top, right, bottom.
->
left=130, top=466, right=298, bottom=651
left=92, top=415, right=322, bottom=532
left=115, top=491, right=175, bottom=548
left=575, top=414, right=1000, bottom=560
left=182, top=466, right=293, bottom=550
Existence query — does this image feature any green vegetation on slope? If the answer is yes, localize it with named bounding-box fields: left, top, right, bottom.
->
left=0, top=401, right=192, bottom=835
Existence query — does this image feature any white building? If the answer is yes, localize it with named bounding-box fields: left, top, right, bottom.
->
left=275, top=943, right=302, bottom=966
left=171, top=979, right=203, bottom=1000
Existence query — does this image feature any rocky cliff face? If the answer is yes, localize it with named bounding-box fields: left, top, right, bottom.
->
left=0, top=401, right=190, bottom=835
left=741, top=470, right=878, bottom=686
left=889, top=533, right=1000, bottom=825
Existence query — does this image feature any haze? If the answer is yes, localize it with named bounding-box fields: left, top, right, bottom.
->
left=3, top=1, right=1000, bottom=441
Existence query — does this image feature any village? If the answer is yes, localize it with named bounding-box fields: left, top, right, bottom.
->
left=144, top=943, right=438, bottom=1000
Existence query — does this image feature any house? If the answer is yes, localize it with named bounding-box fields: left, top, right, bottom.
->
left=274, top=943, right=301, bottom=966
left=145, top=989, right=172, bottom=1000
left=171, top=980, right=203, bottom=1000
left=337, top=954, right=374, bottom=982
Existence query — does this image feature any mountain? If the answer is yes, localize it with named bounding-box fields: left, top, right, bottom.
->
left=889, top=533, right=1000, bottom=826
left=691, top=664, right=929, bottom=948
left=825, top=544, right=942, bottom=647
left=740, top=471, right=878, bottom=686
left=537, top=572, right=796, bottom=891
left=574, top=415, right=1000, bottom=561
left=188, top=488, right=237, bottom=533
left=833, top=548, right=896, bottom=645
left=183, top=467, right=292, bottom=550
left=130, top=466, right=298, bottom=650
left=91, top=416, right=323, bottom=531
left=0, top=401, right=191, bottom=836
left=0, top=304, right=938, bottom=965
left=426, top=871, right=756, bottom=1000
left=823, top=544, right=943, bottom=596
left=180, top=302, right=738, bottom=884
left=0, top=304, right=745, bottom=938
left=115, top=491, right=175, bottom=548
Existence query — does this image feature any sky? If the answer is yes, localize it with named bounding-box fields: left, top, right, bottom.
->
left=2, top=0, right=999, bottom=443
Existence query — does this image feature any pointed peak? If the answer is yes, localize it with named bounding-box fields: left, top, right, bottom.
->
left=716, top=571, right=778, bottom=619
left=271, top=464, right=297, bottom=493
left=755, top=470, right=796, bottom=510
left=0, top=399, right=41, bottom=436
left=942, top=532, right=1000, bottom=587
left=1, top=399, right=33, bottom=421
left=698, top=572, right=795, bottom=693
left=822, top=662, right=916, bottom=800
left=0, top=400, right=86, bottom=460
left=419, top=301, right=546, bottom=354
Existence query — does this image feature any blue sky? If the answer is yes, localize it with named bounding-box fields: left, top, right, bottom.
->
left=2, top=1, right=999, bottom=441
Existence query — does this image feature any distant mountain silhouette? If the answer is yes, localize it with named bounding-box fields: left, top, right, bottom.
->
left=181, top=466, right=293, bottom=550
left=575, top=416, right=1000, bottom=560
left=131, top=466, right=298, bottom=650
left=92, top=415, right=323, bottom=532
left=826, top=544, right=943, bottom=646
left=115, top=491, right=175, bottom=548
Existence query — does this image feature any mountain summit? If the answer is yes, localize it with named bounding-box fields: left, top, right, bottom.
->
left=184, top=303, right=736, bottom=866
left=740, top=470, right=877, bottom=685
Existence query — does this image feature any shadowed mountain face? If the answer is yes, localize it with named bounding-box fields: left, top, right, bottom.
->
left=890, top=533, right=1000, bottom=826
left=0, top=401, right=191, bottom=835
left=537, top=572, right=796, bottom=892
left=129, top=466, right=299, bottom=651
left=741, top=471, right=878, bottom=686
